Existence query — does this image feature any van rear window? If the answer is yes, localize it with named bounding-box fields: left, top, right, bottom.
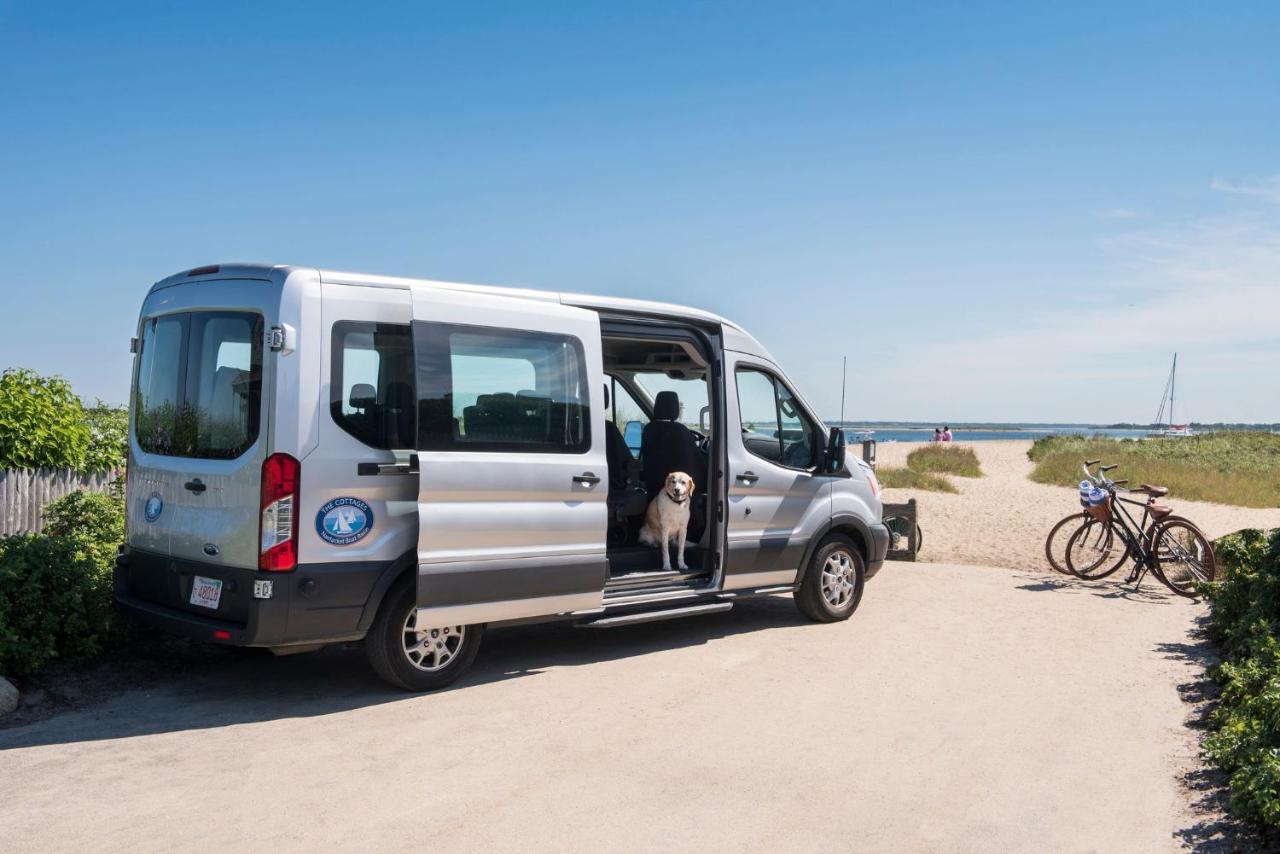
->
left=134, top=311, right=263, bottom=458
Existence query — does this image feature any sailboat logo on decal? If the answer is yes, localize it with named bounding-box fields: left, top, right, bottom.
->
left=316, top=497, right=374, bottom=546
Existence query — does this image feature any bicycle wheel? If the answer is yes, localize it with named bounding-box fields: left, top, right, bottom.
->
left=1044, top=512, right=1088, bottom=574
left=1065, top=519, right=1128, bottom=579
left=1150, top=518, right=1215, bottom=597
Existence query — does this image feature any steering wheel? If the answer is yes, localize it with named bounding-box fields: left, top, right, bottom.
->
left=782, top=439, right=812, bottom=468
left=693, top=432, right=710, bottom=454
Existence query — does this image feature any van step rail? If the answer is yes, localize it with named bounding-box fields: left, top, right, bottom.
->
left=576, top=602, right=732, bottom=629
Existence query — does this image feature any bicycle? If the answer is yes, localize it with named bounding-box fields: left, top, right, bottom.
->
left=1065, top=460, right=1215, bottom=597
left=1043, top=458, right=1109, bottom=574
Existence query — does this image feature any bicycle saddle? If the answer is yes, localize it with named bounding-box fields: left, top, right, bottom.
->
left=1136, top=483, right=1169, bottom=497
left=1148, top=504, right=1173, bottom=520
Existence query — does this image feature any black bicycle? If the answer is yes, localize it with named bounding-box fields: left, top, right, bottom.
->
left=1065, top=461, right=1215, bottom=597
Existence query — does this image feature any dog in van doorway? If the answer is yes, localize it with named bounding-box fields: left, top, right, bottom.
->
left=639, top=471, right=695, bottom=570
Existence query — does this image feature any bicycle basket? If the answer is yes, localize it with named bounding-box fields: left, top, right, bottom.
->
left=1085, top=499, right=1112, bottom=522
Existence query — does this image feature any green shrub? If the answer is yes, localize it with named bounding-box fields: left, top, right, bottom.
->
left=906, top=444, right=982, bottom=477
left=1027, top=432, right=1280, bottom=508
left=1201, top=529, right=1280, bottom=829
left=876, top=467, right=958, bottom=493
left=0, top=488, right=126, bottom=678
left=0, top=367, right=91, bottom=471
left=83, top=400, right=128, bottom=473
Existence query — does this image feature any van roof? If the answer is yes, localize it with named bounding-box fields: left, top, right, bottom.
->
left=151, top=262, right=773, bottom=360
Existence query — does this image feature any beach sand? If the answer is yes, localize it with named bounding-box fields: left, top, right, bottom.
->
left=877, top=440, right=1280, bottom=570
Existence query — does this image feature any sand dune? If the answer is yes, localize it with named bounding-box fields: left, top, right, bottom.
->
left=877, top=440, right=1280, bottom=571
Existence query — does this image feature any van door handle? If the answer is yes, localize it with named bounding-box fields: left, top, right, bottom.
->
left=358, top=453, right=419, bottom=476
left=184, top=479, right=207, bottom=494
left=573, top=473, right=601, bottom=485
left=736, top=472, right=759, bottom=484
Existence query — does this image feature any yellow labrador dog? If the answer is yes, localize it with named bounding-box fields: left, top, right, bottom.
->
left=638, top=471, right=694, bottom=570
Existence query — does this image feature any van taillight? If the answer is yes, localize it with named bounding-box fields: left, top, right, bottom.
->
left=259, top=453, right=300, bottom=571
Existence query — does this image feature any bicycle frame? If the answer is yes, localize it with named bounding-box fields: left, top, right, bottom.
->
left=1080, top=461, right=1160, bottom=587
left=1103, top=492, right=1159, bottom=586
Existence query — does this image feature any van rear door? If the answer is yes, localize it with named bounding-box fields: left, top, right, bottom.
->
left=127, top=288, right=271, bottom=621
left=410, top=288, right=608, bottom=625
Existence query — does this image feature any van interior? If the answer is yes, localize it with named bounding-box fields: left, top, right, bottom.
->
left=601, top=333, right=715, bottom=586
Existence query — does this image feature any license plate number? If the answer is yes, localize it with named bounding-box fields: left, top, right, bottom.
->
left=190, top=576, right=223, bottom=610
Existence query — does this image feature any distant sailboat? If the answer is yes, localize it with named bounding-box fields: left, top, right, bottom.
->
left=1148, top=354, right=1192, bottom=438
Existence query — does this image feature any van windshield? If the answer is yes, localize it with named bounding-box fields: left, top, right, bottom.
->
left=134, top=311, right=263, bottom=458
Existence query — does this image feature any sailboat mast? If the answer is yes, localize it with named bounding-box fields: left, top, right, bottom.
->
left=840, top=356, right=847, bottom=424
left=1170, top=353, right=1176, bottom=426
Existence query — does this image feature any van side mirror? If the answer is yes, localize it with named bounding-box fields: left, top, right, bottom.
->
left=822, top=426, right=847, bottom=474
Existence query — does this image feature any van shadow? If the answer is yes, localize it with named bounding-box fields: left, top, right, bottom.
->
left=0, top=596, right=808, bottom=751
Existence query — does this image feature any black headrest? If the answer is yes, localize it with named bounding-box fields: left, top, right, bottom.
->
left=654, top=390, right=679, bottom=421
left=349, top=383, right=377, bottom=409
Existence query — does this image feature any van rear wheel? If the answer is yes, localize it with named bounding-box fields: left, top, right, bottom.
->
left=795, top=534, right=865, bottom=623
left=366, top=577, right=484, bottom=691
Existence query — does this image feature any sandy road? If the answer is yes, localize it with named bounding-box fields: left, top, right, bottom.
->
left=878, top=440, right=1280, bottom=569
left=1, top=561, right=1217, bottom=852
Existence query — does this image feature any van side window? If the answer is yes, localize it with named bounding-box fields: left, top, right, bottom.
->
left=735, top=367, right=818, bottom=469
left=331, top=322, right=416, bottom=449
left=414, top=323, right=590, bottom=453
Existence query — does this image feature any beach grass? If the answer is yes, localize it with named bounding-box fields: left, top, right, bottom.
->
left=906, top=444, right=983, bottom=477
left=877, top=467, right=958, bottom=493
left=1028, top=432, right=1280, bottom=508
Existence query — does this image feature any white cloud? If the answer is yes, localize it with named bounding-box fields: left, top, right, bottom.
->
left=1211, top=175, right=1280, bottom=203
left=879, top=203, right=1280, bottom=422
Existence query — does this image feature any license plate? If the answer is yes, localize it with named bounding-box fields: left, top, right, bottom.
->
left=190, top=575, right=223, bottom=610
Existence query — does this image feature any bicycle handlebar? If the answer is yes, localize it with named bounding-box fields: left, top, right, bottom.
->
left=1081, top=459, right=1121, bottom=488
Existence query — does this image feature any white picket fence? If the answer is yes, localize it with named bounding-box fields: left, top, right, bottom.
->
left=0, top=469, right=120, bottom=536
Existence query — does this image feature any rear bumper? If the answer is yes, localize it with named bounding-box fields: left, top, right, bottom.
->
left=114, top=547, right=396, bottom=648
left=865, top=521, right=890, bottom=580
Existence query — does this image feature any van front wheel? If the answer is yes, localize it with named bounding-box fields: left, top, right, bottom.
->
left=366, top=577, right=484, bottom=691
left=795, top=535, right=865, bottom=623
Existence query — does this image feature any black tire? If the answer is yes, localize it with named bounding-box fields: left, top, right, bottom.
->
left=1149, top=518, right=1216, bottom=597
left=795, top=534, right=866, bottom=623
left=1044, top=512, right=1088, bottom=574
left=365, top=577, right=484, bottom=692
left=1064, top=519, right=1128, bottom=579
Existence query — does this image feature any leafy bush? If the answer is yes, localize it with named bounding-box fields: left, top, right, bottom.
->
left=1201, top=529, right=1280, bottom=828
left=906, top=444, right=983, bottom=477
left=0, top=489, right=126, bottom=678
left=0, top=367, right=91, bottom=471
left=876, top=467, right=958, bottom=493
left=1027, top=432, right=1280, bottom=508
left=83, top=400, right=129, bottom=473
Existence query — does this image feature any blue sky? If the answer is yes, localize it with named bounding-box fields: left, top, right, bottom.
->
left=2, top=2, right=1277, bottom=422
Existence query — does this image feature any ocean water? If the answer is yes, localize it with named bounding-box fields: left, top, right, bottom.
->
left=836, top=424, right=1150, bottom=443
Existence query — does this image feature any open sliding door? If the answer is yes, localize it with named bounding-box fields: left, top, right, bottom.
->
left=411, top=287, right=608, bottom=626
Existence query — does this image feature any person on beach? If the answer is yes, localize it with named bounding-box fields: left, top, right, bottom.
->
left=933, top=428, right=943, bottom=442
left=942, top=426, right=953, bottom=442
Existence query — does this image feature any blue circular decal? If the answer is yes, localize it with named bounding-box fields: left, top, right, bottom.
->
left=144, top=492, right=163, bottom=522
left=316, top=497, right=374, bottom=546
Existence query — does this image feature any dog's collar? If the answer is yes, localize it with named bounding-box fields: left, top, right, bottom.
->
left=665, top=490, right=689, bottom=504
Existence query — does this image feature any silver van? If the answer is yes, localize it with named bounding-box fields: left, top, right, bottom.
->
left=116, top=264, right=889, bottom=690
